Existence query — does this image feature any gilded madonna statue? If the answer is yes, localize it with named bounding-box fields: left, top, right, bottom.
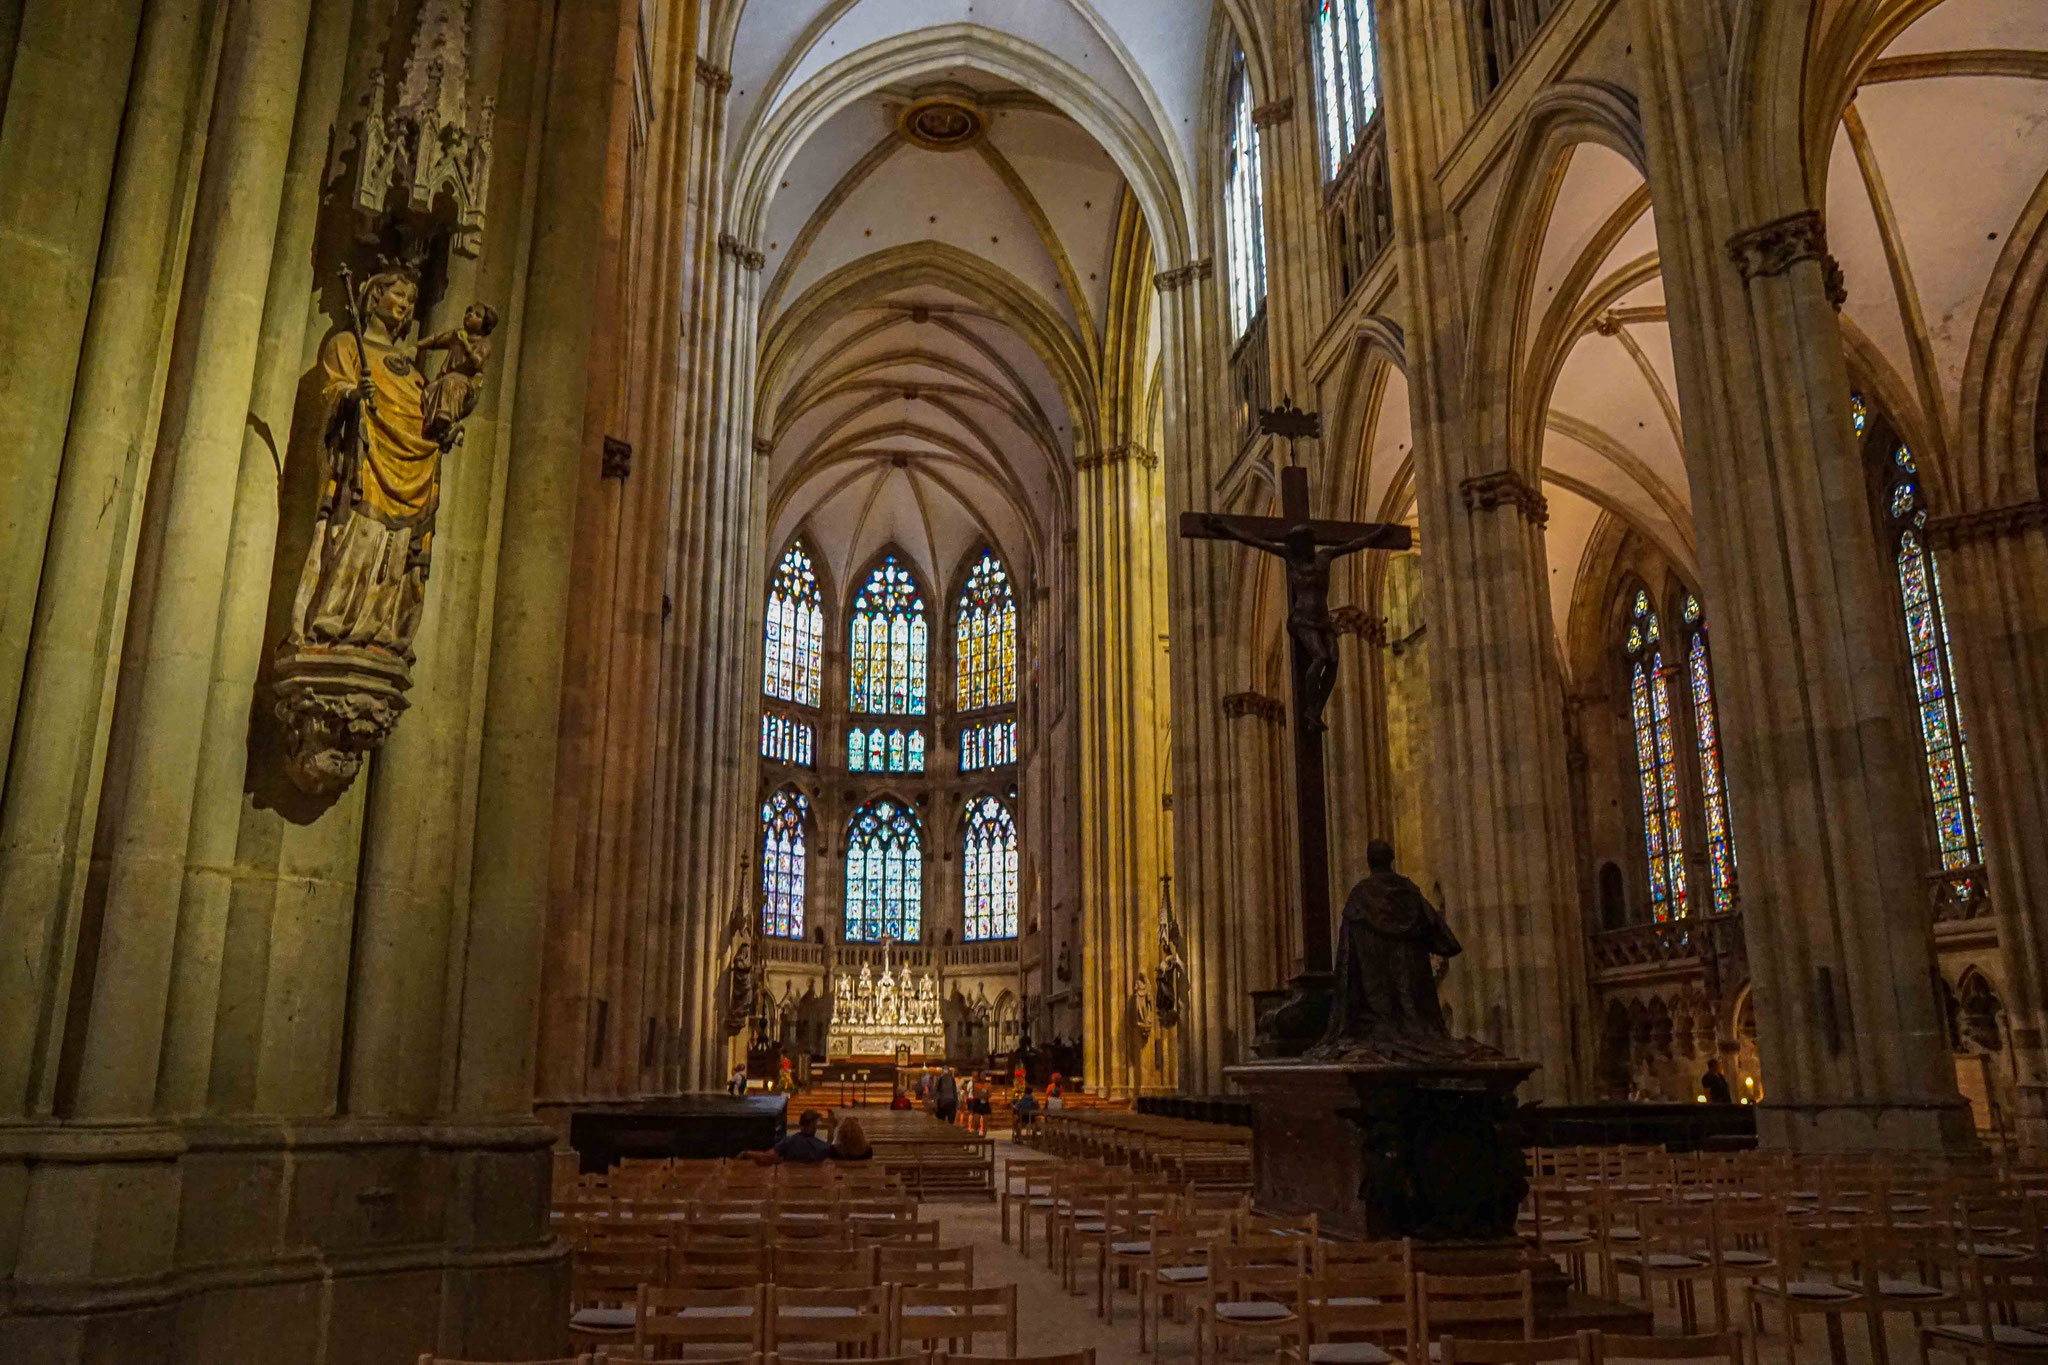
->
left=273, top=266, right=497, bottom=794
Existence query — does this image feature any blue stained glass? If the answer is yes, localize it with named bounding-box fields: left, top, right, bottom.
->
left=760, top=789, right=809, bottom=938
left=1920, top=701, right=1953, bottom=752
left=764, top=540, right=824, bottom=707
left=1895, top=445, right=1917, bottom=473
left=1907, top=603, right=1938, bottom=658
left=963, top=795, right=1019, bottom=940
left=850, top=556, right=927, bottom=715
left=1891, top=484, right=1916, bottom=518
left=845, top=798, right=921, bottom=941
left=1929, top=750, right=1961, bottom=802
left=1689, top=627, right=1736, bottom=914
left=909, top=731, right=926, bottom=772
left=1851, top=392, right=1868, bottom=435
left=1628, top=593, right=1688, bottom=918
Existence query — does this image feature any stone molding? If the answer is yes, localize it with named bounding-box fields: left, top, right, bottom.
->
left=1925, top=499, right=2048, bottom=551
left=1252, top=96, right=1295, bottom=129
left=1332, top=607, right=1387, bottom=646
left=1153, top=258, right=1215, bottom=293
left=753, top=435, right=774, bottom=457
left=1726, top=209, right=1847, bottom=310
left=1460, top=469, right=1549, bottom=528
left=696, top=59, right=732, bottom=95
left=1222, top=691, right=1286, bottom=724
left=1075, top=442, right=1159, bottom=473
left=719, top=232, right=765, bottom=271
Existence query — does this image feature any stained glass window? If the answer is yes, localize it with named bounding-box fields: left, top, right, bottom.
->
left=760, top=788, right=808, bottom=938
left=963, top=796, right=1020, bottom=941
left=1684, top=596, right=1737, bottom=915
left=1223, top=48, right=1267, bottom=340
left=849, top=555, right=928, bottom=715
left=1626, top=591, right=1688, bottom=919
left=845, top=797, right=922, bottom=942
left=960, top=719, right=1017, bottom=772
left=956, top=550, right=1018, bottom=711
left=763, top=540, right=823, bottom=708
left=761, top=712, right=814, bottom=767
left=1311, top=0, right=1380, bottom=179
left=1880, top=439, right=1985, bottom=896
left=848, top=726, right=925, bottom=774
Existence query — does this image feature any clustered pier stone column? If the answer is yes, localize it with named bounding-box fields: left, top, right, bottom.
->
left=0, top=1, right=665, bottom=1358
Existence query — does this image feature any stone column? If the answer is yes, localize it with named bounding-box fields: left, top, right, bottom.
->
left=1327, top=604, right=1395, bottom=891
left=1625, top=0, right=1967, bottom=1149
left=1156, top=257, right=1247, bottom=1093
left=1077, top=443, right=1173, bottom=1098
left=68, top=0, right=319, bottom=1120
left=1932, top=512, right=2048, bottom=1153
left=0, top=0, right=150, bottom=791
left=1378, top=0, right=1588, bottom=1102
left=458, top=0, right=621, bottom=1118
left=0, top=0, right=215, bottom=1119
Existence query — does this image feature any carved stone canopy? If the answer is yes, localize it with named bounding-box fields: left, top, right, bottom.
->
left=352, top=0, right=495, bottom=257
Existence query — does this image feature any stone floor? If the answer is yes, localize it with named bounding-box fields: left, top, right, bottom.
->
left=922, top=1138, right=1942, bottom=1365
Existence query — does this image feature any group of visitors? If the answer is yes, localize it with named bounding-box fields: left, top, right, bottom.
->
left=752, top=1109, right=871, bottom=1165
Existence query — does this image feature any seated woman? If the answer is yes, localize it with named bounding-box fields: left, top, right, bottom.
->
left=831, top=1116, right=872, bottom=1162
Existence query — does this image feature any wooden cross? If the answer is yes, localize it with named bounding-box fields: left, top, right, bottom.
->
left=1179, top=401, right=1412, bottom=979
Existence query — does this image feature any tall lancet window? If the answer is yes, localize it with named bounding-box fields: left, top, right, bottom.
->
left=1311, top=0, right=1379, bottom=178
left=849, top=555, right=928, bottom=716
left=1223, top=48, right=1267, bottom=340
left=962, top=795, right=1019, bottom=942
left=1682, top=594, right=1736, bottom=914
left=955, top=550, right=1017, bottom=711
left=762, top=540, right=822, bottom=766
left=1626, top=590, right=1687, bottom=919
left=760, top=788, right=808, bottom=939
left=1864, top=399, right=1985, bottom=899
left=844, top=796, right=923, bottom=942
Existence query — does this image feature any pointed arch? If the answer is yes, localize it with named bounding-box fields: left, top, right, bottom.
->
left=844, top=795, right=924, bottom=942
left=847, top=547, right=931, bottom=717
left=962, top=794, right=1020, bottom=942
left=1622, top=584, right=1688, bottom=920
left=765, top=534, right=827, bottom=708
left=1678, top=589, right=1738, bottom=915
left=954, top=545, right=1018, bottom=713
left=761, top=787, right=811, bottom=939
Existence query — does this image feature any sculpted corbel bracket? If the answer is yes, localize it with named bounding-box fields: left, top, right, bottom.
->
left=1152, top=258, right=1215, bottom=293
left=1925, top=499, right=2048, bottom=551
left=1222, top=690, right=1286, bottom=725
left=719, top=233, right=766, bottom=271
left=1332, top=607, right=1388, bottom=647
left=1727, top=209, right=1847, bottom=311
left=1459, top=469, right=1549, bottom=528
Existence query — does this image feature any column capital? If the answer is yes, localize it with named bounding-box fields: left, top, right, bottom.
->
left=695, top=59, right=733, bottom=95
left=1924, top=499, right=2048, bottom=551
left=1331, top=607, right=1387, bottom=646
left=1460, top=469, right=1549, bottom=528
left=1076, top=442, right=1159, bottom=473
left=752, top=435, right=774, bottom=458
left=719, top=232, right=765, bottom=271
left=1252, top=96, right=1295, bottom=129
left=1152, top=259, right=1214, bottom=293
left=1726, top=209, right=1846, bottom=310
left=1222, top=691, right=1286, bottom=724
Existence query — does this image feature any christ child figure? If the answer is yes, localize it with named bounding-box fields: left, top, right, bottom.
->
left=417, top=302, right=498, bottom=448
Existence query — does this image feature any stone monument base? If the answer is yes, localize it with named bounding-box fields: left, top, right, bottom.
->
left=1227, top=1057, right=1652, bottom=1335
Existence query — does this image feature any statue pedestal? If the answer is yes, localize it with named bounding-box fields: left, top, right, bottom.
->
left=1227, top=1058, right=1652, bottom=1334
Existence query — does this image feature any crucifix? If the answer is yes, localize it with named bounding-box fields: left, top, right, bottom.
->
left=1180, top=399, right=1412, bottom=986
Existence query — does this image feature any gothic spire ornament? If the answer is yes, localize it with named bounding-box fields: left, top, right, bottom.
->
left=353, top=0, right=495, bottom=256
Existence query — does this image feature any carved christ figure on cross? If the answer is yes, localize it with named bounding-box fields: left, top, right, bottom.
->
left=1183, top=464, right=1411, bottom=735
left=1188, top=511, right=1389, bottom=732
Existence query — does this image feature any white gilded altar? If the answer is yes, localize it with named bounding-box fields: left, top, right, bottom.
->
left=828, top=945, right=944, bottom=1058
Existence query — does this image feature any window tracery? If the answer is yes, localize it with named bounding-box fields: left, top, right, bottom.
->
left=963, top=795, right=1019, bottom=942
left=849, top=555, right=928, bottom=715
left=956, top=550, right=1017, bottom=712
left=844, top=797, right=922, bottom=942
left=1223, top=48, right=1267, bottom=340
left=764, top=540, right=823, bottom=708
left=1626, top=590, right=1687, bottom=919
left=760, top=788, right=808, bottom=939
left=1683, top=595, right=1736, bottom=914
left=1311, top=0, right=1379, bottom=179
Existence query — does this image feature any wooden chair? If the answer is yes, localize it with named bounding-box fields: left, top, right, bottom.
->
left=1745, top=1221, right=1876, bottom=1365
left=1417, top=1271, right=1536, bottom=1351
left=1281, top=1264, right=1415, bottom=1365
left=1239, top=1210, right=1320, bottom=1242
left=1197, top=1238, right=1307, bottom=1365
left=1920, top=1207, right=2048, bottom=1364
left=1611, top=1200, right=1719, bottom=1334
left=766, top=1283, right=893, bottom=1357
left=896, top=1283, right=1021, bottom=1356
left=1135, top=1229, right=1213, bottom=1353
left=1439, top=1335, right=1595, bottom=1365
left=569, top=1243, right=665, bottom=1346
left=877, top=1219, right=944, bottom=1247
left=1099, top=1202, right=1191, bottom=1322
left=1313, top=1238, right=1411, bottom=1277
left=773, top=1242, right=878, bottom=1288
left=671, top=1238, right=767, bottom=1289
left=419, top=1356, right=592, bottom=1365
left=1045, top=1171, right=1122, bottom=1274
left=634, top=1283, right=767, bottom=1359
left=1001, top=1158, right=1060, bottom=1246
left=932, top=1352, right=1094, bottom=1365
left=1595, top=1332, right=1747, bottom=1363
left=878, top=1242, right=975, bottom=1289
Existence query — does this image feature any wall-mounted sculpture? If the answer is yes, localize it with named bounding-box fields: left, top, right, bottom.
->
left=273, top=268, right=498, bottom=793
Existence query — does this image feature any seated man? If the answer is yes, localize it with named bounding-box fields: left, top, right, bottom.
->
left=768, top=1109, right=834, bottom=1164
left=1013, top=1086, right=1039, bottom=1136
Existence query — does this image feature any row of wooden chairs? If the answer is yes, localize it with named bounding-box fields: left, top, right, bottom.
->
left=1289, top=1330, right=1747, bottom=1365
left=573, top=1241, right=978, bottom=1297
left=567, top=1281, right=1022, bottom=1359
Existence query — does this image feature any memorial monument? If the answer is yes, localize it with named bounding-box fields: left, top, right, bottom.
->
left=1188, top=405, right=1543, bottom=1261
